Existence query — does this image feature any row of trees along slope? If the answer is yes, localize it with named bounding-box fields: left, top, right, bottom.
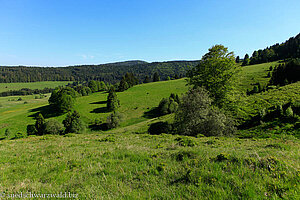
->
left=240, top=33, right=300, bottom=66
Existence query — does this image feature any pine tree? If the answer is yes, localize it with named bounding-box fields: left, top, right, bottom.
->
left=242, top=54, right=250, bottom=66
left=118, top=77, right=129, bottom=92
left=107, top=89, right=120, bottom=111
left=35, top=113, right=45, bottom=135
left=153, top=72, right=160, bottom=82
left=235, top=56, right=240, bottom=63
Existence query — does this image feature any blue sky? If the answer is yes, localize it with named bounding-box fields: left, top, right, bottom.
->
left=0, top=0, right=299, bottom=67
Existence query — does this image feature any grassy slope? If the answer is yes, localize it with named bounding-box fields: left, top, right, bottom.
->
left=0, top=133, right=298, bottom=199
left=0, top=81, right=71, bottom=93
left=0, top=62, right=280, bottom=134
left=235, top=61, right=278, bottom=92
left=0, top=79, right=188, bottom=135
left=242, top=82, right=300, bottom=116
left=79, top=79, right=188, bottom=126
left=0, top=63, right=299, bottom=199
left=0, top=95, right=50, bottom=134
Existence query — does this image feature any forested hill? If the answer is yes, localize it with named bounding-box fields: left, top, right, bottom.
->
left=247, top=32, right=300, bottom=65
left=0, top=60, right=199, bottom=83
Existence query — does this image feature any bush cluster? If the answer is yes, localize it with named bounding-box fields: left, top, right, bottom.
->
left=26, top=110, right=85, bottom=136
left=173, top=87, right=235, bottom=137
left=157, top=93, right=180, bottom=115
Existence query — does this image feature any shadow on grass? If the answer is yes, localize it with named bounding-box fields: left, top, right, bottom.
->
left=90, top=100, right=107, bottom=105
left=90, top=107, right=110, bottom=113
left=143, top=107, right=160, bottom=119
left=89, top=123, right=109, bottom=131
left=28, top=105, right=62, bottom=119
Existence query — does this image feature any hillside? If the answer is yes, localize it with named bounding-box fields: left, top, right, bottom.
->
left=235, top=61, right=278, bottom=92
left=1, top=60, right=298, bottom=135
left=0, top=79, right=188, bottom=135
left=0, top=61, right=299, bottom=199
left=0, top=60, right=199, bottom=83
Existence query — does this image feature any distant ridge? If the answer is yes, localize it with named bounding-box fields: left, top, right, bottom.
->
left=0, top=60, right=199, bottom=83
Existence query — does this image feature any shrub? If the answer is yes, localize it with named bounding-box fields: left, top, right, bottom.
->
left=44, top=119, right=64, bottom=135
left=157, top=93, right=180, bottom=116
left=158, top=98, right=170, bottom=115
left=168, top=100, right=179, bottom=113
left=106, top=111, right=123, bottom=129
left=148, top=122, right=171, bottom=135
left=63, top=111, right=85, bottom=134
left=27, top=125, right=37, bottom=135
left=284, top=106, right=294, bottom=118
left=174, top=87, right=235, bottom=137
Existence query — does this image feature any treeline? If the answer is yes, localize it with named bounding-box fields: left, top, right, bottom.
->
left=241, top=33, right=300, bottom=65
left=0, top=60, right=198, bottom=83
left=246, top=59, right=300, bottom=96
left=269, top=59, right=300, bottom=86
left=0, top=88, right=54, bottom=97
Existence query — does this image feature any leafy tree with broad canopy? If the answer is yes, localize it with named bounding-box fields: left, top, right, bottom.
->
left=187, top=45, right=238, bottom=107
left=49, top=87, right=77, bottom=113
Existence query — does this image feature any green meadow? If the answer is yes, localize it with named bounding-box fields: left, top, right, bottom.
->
left=0, top=62, right=299, bottom=199
left=235, top=61, right=278, bottom=92
left=0, top=131, right=298, bottom=199
left=0, top=79, right=188, bottom=135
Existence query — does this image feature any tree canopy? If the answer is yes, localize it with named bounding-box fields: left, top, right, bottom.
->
left=48, top=87, right=77, bottom=113
left=187, top=45, right=238, bottom=107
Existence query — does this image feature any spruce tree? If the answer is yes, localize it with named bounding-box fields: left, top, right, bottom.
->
left=235, top=56, right=240, bottom=63
left=107, top=89, right=120, bottom=111
left=35, top=113, right=45, bottom=135
left=153, top=72, right=160, bottom=82
left=242, top=54, right=250, bottom=66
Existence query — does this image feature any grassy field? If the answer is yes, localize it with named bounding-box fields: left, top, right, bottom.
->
left=0, top=62, right=283, bottom=135
left=0, top=79, right=189, bottom=135
left=0, top=61, right=279, bottom=135
left=235, top=61, right=278, bottom=92
left=0, top=94, right=50, bottom=135
left=0, top=81, right=71, bottom=93
left=0, top=132, right=298, bottom=199
left=0, top=63, right=299, bottom=199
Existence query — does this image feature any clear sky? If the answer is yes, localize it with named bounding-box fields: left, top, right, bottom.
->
left=0, top=0, right=299, bottom=67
